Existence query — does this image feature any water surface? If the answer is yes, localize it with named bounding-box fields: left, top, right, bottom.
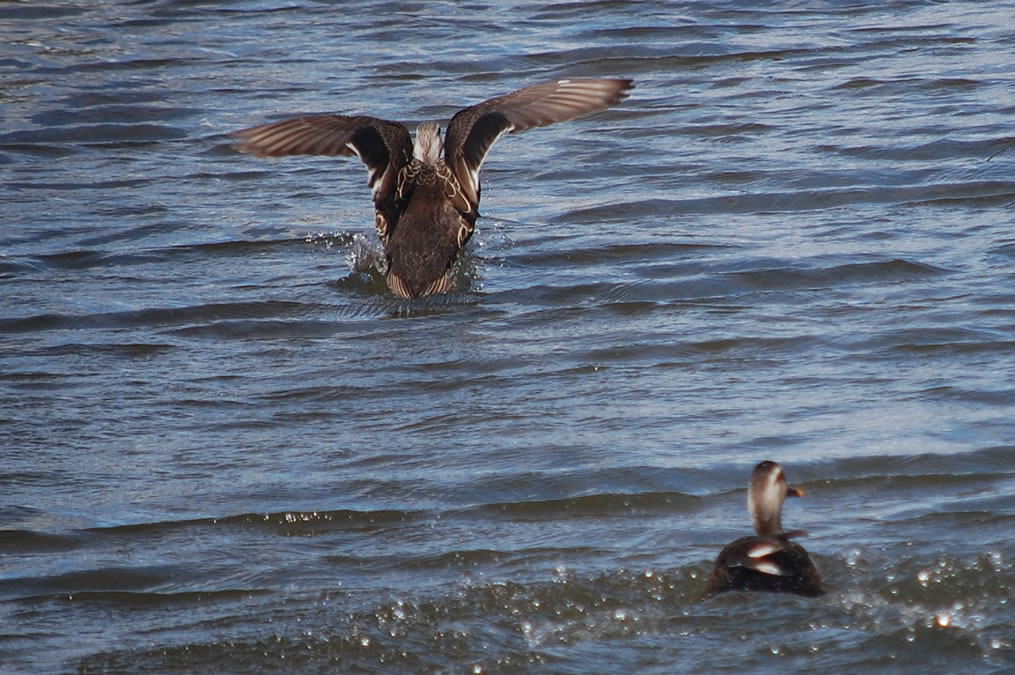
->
left=2, top=0, right=1015, bottom=671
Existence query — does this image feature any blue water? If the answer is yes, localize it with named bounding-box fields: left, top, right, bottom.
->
left=2, top=1, right=1015, bottom=671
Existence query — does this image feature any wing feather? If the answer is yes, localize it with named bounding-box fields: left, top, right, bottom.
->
left=443, top=78, right=633, bottom=210
left=233, top=115, right=413, bottom=214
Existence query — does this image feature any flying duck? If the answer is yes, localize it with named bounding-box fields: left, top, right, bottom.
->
left=703, top=461, right=824, bottom=597
left=233, top=78, right=634, bottom=299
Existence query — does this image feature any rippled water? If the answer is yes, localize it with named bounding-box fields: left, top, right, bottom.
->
left=3, top=0, right=1015, bottom=671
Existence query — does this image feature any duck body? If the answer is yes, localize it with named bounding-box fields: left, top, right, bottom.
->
left=383, top=162, right=473, bottom=298
left=703, top=461, right=824, bottom=598
left=233, top=78, right=633, bottom=298
left=705, top=534, right=823, bottom=597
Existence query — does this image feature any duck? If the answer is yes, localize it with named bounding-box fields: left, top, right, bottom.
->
left=703, top=460, right=824, bottom=597
left=232, top=78, right=634, bottom=299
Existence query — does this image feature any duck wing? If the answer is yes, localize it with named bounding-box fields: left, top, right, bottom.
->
left=233, top=115, right=413, bottom=227
left=704, top=535, right=824, bottom=597
left=728, top=537, right=798, bottom=576
left=442, top=78, right=633, bottom=214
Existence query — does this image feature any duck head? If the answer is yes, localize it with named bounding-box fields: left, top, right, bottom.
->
left=748, top=460, right=804, bottom=536
left=413, top=122, right=443, bottom=163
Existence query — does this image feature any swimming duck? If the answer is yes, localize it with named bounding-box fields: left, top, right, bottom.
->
left=233, top=78, right=633, bottom=299
left=703, top=460, right=824, bottom=597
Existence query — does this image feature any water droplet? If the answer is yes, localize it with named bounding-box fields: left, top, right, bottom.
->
left=917, top=569, right=930, bottom=584
left=936, top=612, right=951, bottom=628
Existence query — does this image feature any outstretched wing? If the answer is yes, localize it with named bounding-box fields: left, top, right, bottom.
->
left=233, top=115, right=413, bottom=225
left=442, top=78, right=634, bottom=212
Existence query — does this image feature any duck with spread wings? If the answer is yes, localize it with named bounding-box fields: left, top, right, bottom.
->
left=233, top=78, right=633, bottom=298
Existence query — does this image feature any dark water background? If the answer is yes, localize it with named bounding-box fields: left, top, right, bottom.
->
left=3, top=0, right=1015, bottom=671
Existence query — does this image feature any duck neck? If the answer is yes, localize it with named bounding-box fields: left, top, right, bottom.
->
left=749, top=483, right=785, bottom=536
left=752, top=509, right=783, bottom=536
